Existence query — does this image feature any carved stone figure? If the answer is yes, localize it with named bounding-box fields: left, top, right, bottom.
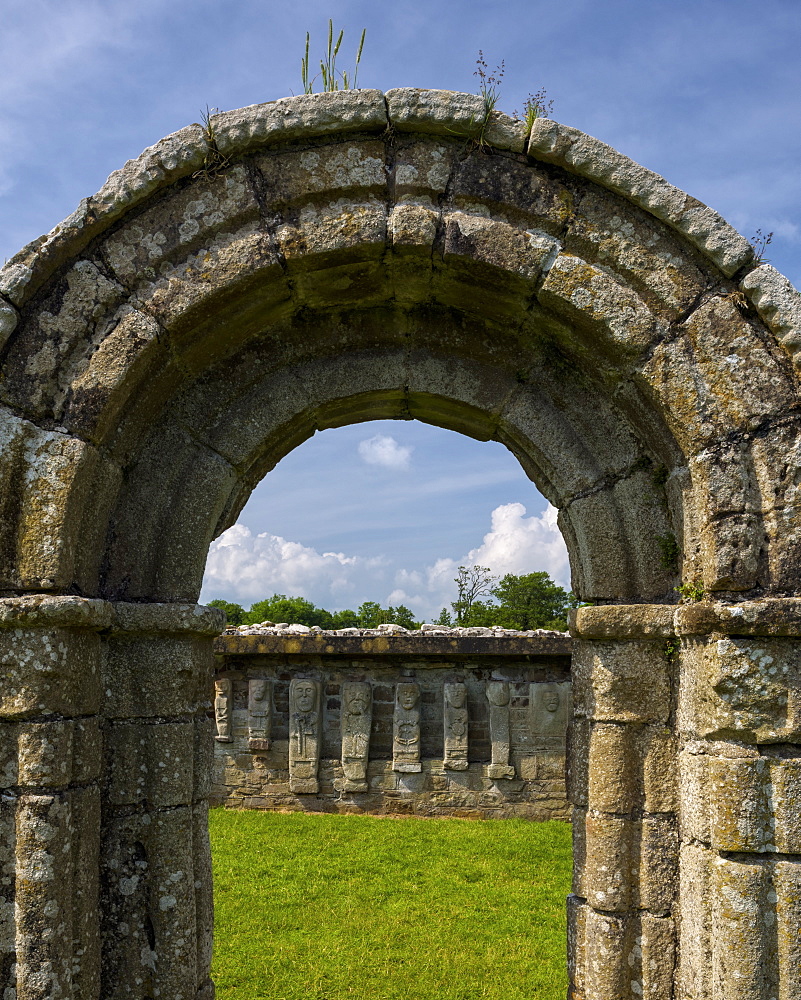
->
left=214, top=678, right=233, bottom=742
left=393, top=682, right=422, bottom=772
left=530, top=682, right=571, bottom=750
left=340, top=682, right=372, bottom=792
left=289, top=678, right=322, bottom=793
left=443, top=682, right=469, bottom=770
left=248, top=678, right=272, bottom=750
left=486, top=681, right=515, bottom=779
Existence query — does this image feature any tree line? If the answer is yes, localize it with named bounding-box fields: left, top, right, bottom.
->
left=209, top=566, right=576, bottom=632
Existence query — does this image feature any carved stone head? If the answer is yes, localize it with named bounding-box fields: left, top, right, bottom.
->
left=397, top=683, right=419, bottom=711
left=292, top=679, right=318, bottom=714
left=345, top=683, right=370, bottom=715
left=444, top=682, right=467, bottom=708
left=250, top=679, right=269, bottom=702
left=486, top=681, right=510, bottom=707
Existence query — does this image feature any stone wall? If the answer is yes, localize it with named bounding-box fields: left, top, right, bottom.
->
left=211, top=628, right=572, bottom=819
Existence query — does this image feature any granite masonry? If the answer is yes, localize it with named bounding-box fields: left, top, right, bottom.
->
left=211, top=625, right=572, bottom=819
left=1, top=88, right=800, bottom=998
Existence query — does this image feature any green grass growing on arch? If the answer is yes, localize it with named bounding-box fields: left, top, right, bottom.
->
left=210, top=809, right=572, bottom=1000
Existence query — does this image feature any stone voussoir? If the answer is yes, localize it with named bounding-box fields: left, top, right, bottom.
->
left=741, top=263, right=801, bottom=369
left=527, top=117, right=754, bottom=277
left=385, top=87, right=527, bottom=151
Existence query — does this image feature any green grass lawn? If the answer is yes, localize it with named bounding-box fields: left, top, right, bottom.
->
left=210, top=809, right=572, bottom=1000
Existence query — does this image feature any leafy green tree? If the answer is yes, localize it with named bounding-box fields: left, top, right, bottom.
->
left=491, top=572, right=575, bottom=630
left=244, top=595, right=334, bottom=628
left=330, top=608, right=360, bottom=628
left=207, top=599, right=246, bottom=625
left=459, top=572, right=575, bottom=630
left=388, top=604, right=418, bottom=629
left=434, top=608, right=453, bottom=626
left=356, top=602, right=419, bottom=629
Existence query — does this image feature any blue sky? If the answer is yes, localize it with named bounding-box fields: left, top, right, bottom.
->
left=3, top=1, right=800, bottom=619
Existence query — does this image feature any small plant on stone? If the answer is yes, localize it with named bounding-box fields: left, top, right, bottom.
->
left=664, top=638, right=680, bottom=660
left=750, top=228, right=774, bottom=264
left=472, top=51, right=505, bottom=148
left=513, top=87, right=554, bottom=134
left=676, top=580, right=705, bottom=603
left=193, top=105, right=229, bottom=177
left=656, top=533, right=680, bottom=572
left=302, top=20, right=366, bottom=94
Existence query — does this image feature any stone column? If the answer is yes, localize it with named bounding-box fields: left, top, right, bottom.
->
left=100, top=602, right=224, bottom=1000
left=0, top=595, right=112, bottom=1000
left=675, top=600, right=801, bottom=1000
left=568, top=605, right=678, bottom=1000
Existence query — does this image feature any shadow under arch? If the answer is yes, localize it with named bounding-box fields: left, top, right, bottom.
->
left=0, top=89, right=800, bottom=999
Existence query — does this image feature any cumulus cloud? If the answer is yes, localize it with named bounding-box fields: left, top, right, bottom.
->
left=200, top=503, right=570, bottom=622
left=357, top=434, right=413, bottom=470
left=390, top=503, right=571, bottom=621
left=201, top=523, right=384, bottom=607
left=465, top=502, right=570, bottom=585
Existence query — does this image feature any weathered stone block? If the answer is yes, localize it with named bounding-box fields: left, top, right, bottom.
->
left=641, top=725, right=678, bottom=813
left=572, top=639, right=672, bottom=723
left=709, top=755, right=772, bottom=852
left=101, top=805, right=200, bottom=1000
left=102, top=634, right=214, bottom=719
left=580, top=811, right=634, bottom=912
left=640, top=914, right=676, bottom=1000
left=0, top=409, right=115, bottom=592
left=583, top=908, right=634, bottom=999
left=15, top=787, right=101, bottom=999
left=107, top=720, right=195, bottom=808
left=386, top=89, right=527, bottom=151
left=679, top=744, right=711, bottom=844
left=0, top=629, right=101, bottom=719
left=679, top=635, right=801, bottom=741
left=17, top=717, right=101, bottom=789
left=572, top=604, right=676, bottom=639
left=564, top=180, right=710, bottom=320
left=772, top=759, right=801, bottom=854
left=638, top=815, right=678, bottom=912
left=678, top=843, right=713, bottom=1000
left=587, top=723, right=638, bottom=813
left=711, top=857, right=777, bottom=1000
left=775, top=860, right=801, bottom=999
left=539, top=252, right=663, bottom=360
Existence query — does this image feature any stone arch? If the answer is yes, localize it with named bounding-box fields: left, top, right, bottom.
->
left=1, top=89, right=800, bottom=998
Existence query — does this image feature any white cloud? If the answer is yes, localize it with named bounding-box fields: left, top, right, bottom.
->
left=201, top=523, right=384, bottom=607
left=201, top=503, right=569, bottom=621
left=388, top=503, right=571, bottom=622
left=465, top=502, right=570, bottom=586
left=357, top=434, right=413, bottom=470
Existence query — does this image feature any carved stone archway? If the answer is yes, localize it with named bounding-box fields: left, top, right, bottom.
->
left=1, top=89, right=800, bottom=999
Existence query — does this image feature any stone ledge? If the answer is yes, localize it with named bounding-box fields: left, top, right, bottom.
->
left=108, top=602, right=226, bottom=636
left=215, top=632, right=572, bottom=658
left=675, top=599, right=801, bottom=637
left=570, top=605, right=676, bottom=639
left=0, top=595, right=112, bottom=630
left=0, top=597, right=226, bottom=635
